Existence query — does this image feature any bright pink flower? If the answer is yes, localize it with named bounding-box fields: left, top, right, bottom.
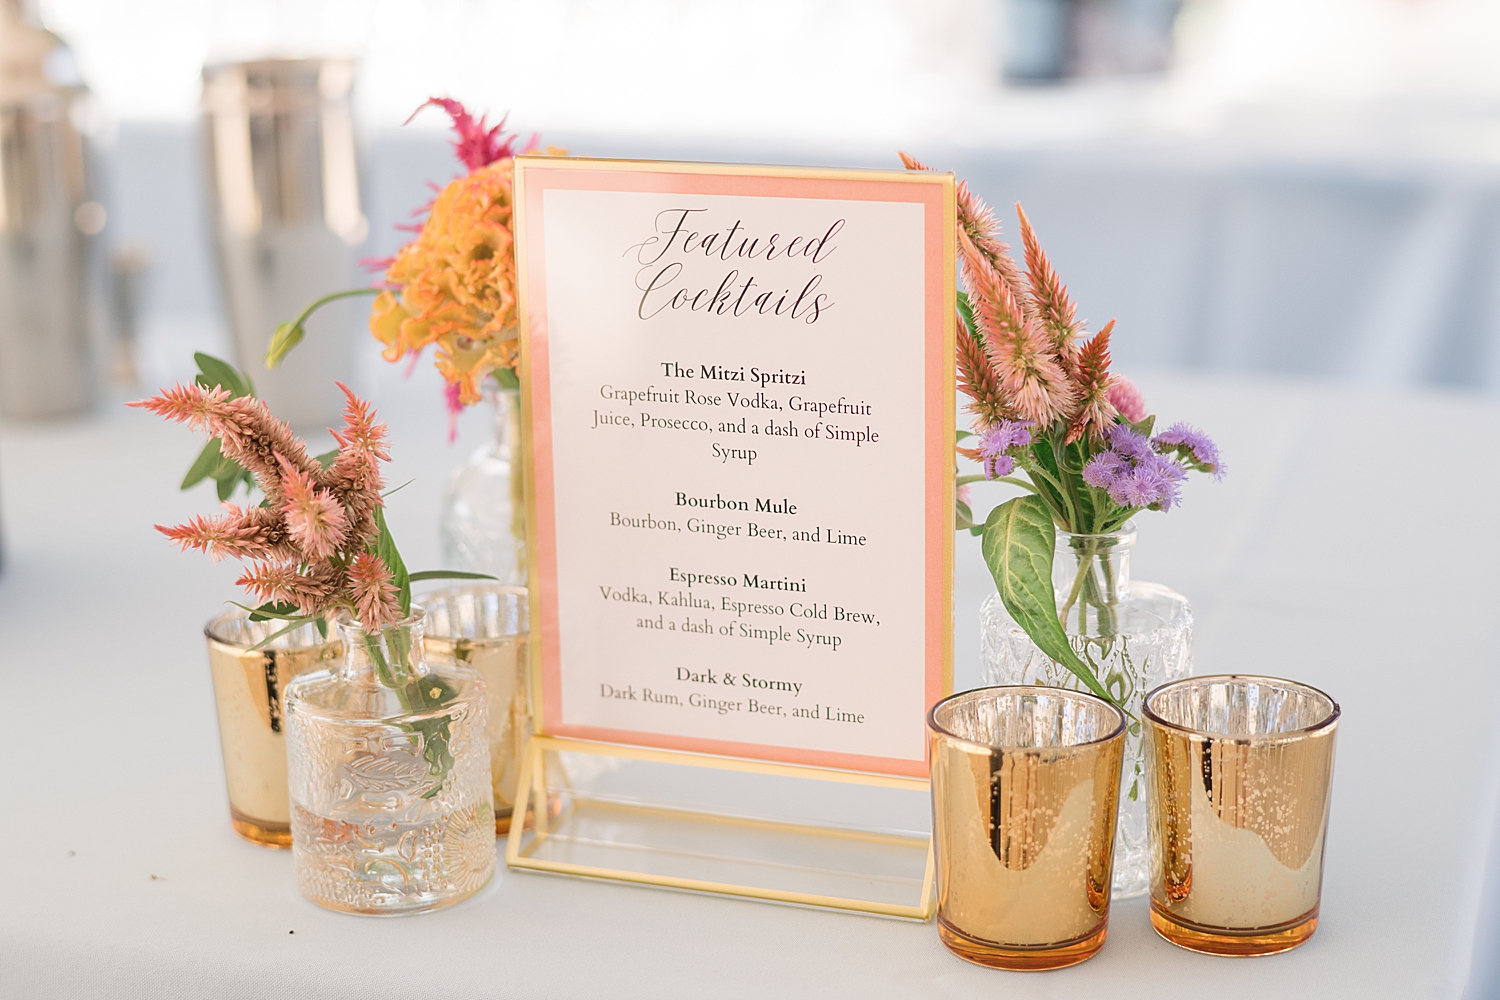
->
left=1106, top=376, right=1147, bottom=423
left=410, top=97, right=528, bottom=173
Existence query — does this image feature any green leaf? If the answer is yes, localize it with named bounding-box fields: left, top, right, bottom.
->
left=493, top=366, right=520, bottom=390
left=955, top=430, right=974, bottom=444
left=265, top=321, right=304, bottom=370
left=194, top=353, right=250, bottom=398
left=314, top=448, right=339, bottom=469
left=407, top=569, right=500, bottom=583
left=181, top=439, right=224, bottom=490
left=957, top=289, right=978, bottom=344
left=248, top=600, right=301, bottom=622
left=981, top=495, right=1121, bottom=709
left=1128, top=414, right=1156, bottom=439
left=1065, top=438, right=1098, bottom=531
left=182, top=436, right=254, bottom=500
left=230, top=600, right=316, bottom=623
left=373, top=507, right=412, bottom=616
left=246, top=617, right=317, bottom=651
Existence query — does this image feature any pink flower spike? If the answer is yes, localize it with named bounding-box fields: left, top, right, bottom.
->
left=127, top=383, right=232, bottom=434
left=1107, top=376, right=1147, bottom=424
left=347, top=552, right=401, bottom=629
left=407, top=97, right=520, bottom=173
left=278, top=456, right=349, bottom=561
left=330, top=383, right=392, bottom=465
left=235, top=559, right=304, bottom=608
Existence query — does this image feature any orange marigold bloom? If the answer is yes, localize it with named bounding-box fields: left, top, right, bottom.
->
left=372, top=160, right=521, bottom=406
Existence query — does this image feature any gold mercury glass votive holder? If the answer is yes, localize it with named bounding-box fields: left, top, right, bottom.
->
left=929, top=686, right=1127, bottom=971
left=204, top=608, right=342, bottom=847
left=420, top=584, right=533, bottom=835
left=1143, top=674, right=1340, bottom=957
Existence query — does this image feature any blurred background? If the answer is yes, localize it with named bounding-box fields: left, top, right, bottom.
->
left=10, top=0, right=1500, bottom=413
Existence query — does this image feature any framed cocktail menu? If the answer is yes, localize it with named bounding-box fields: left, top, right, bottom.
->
left=514, top=157, right=954, bottom=784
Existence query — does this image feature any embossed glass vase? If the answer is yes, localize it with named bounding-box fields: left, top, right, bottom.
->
left=440, top=382, right=526, bottom=584
left=285, top=609, right=495, bottom=915
left=980, top=522, right=1191, bottom=899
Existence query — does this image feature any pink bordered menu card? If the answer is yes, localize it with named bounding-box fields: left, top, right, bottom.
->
left=514, top=157, right=954, bottom=779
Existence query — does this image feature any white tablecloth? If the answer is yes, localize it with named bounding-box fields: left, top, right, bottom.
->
left=3, top=368, right=1496, bottom=998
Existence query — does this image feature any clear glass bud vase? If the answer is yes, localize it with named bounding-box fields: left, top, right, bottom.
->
left=285, top=610, right=495, bottom=915
left=440, top=383, right=526, bottom=584
left=979, top=523, right=1191, bottom=899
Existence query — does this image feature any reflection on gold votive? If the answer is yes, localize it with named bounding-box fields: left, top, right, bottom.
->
left=1144, top=674, right=1339, bottom=957
left=421, top=585, right=531, bottom=835
left=929, top=686, right=1126, bottom=971
left=205, top=611, right=342, bottom=847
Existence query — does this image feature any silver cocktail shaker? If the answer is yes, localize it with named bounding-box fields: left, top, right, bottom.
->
left=202, top=58, right=366, bottom=428
left=0, top=0, right=97, bottom=418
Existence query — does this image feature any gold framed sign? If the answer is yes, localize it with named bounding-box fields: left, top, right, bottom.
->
left=508, top=156, right=955, bottom=916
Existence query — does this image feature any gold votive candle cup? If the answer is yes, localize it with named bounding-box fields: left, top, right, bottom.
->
left=204, top=609, right=342, bottom=847
left=1143, top=674, right=1339, bottom=957
left=928, top=686, right=1127, bottom=971
left=420, top=584, right=531, bottom=835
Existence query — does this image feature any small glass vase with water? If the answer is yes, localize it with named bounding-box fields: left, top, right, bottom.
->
left=285, top=609, right=495, bottom=915
left=980, top=522, right=1191, bottom=899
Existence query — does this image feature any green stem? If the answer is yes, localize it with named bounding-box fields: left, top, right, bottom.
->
left=291, top=287, right=380, bottom=331
left=1098, top=551, right=1119, bottom=637
left=1021, top=462, right=1072, bottom=511
left=1053, top=433, right=1084, bottom=533
left=1058, top=553, right=1092, bottom=628
left=266, top=287, right=381, bottom=369
left=955, top=473, right=1037, bottom=492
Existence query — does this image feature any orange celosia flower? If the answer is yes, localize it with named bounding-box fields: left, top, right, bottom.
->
left=371, top=159, right=521, bottom=406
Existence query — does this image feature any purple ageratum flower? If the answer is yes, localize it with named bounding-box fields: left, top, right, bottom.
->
left=977, top=420, right=1034, bottom=480
left=1106, top=467, right=1159, bottom=508
left=1133, top=456, right=1184, bottom=511
left=1082, top=451, right=1126, bottom=488
left=1139, top=450, right=1188, bottom=484
left=1153, top=422, right=1225, bottom=479
left=1100, top=451, right=1187, bottom=510
left=1104, top=422, right=1152, bottom=460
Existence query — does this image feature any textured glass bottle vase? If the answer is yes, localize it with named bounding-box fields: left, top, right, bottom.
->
left=440, top=384, right=526, bottom=584
left=980, top=523, right=1191, bottom=899
left=285, top=611, right=495, bottom=915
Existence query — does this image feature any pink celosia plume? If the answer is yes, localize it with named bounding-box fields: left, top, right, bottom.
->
left=1065, top=320, right=1118, bottom=444
left=899, top=151, right=1028, bottom=308
left=135, top=379, right=403, bottom=628
left=347, top=551, right=400, bottom=629
left=155, top=503, right=291, bottom=563
left=963, top=242, right=1075, bottom=427
left=1106, top=376, right=1147, bottom=423
left=1016, top=204, right=1081, bottom=370
left=278, top=457, right=349, bottom=562
left=410, top=97, right=528, bottom=174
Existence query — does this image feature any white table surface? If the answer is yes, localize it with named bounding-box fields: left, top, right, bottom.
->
left=3, top=367, right=1497, bottom=999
